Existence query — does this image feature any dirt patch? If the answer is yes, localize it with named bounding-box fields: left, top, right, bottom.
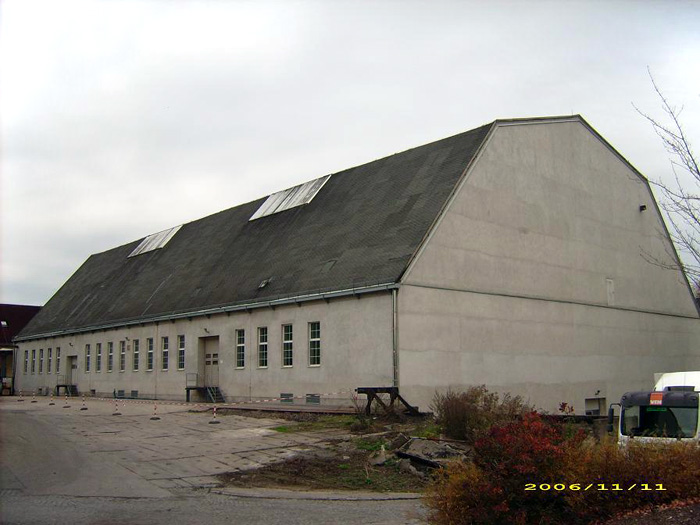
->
left=218, top=448, right=428, bottom=493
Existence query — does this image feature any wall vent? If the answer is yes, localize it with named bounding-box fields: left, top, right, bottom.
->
left=280, top=393, right=294, bottom=404
left=306, top=394, right=321, bottom=405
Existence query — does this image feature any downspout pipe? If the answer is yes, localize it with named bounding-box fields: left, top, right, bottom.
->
left=392, top=288, right=398, bottom=388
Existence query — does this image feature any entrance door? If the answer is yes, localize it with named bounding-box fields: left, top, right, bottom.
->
left=66, top=356, right=77, bottom=384
left=203, top=337, right=220, bottom=387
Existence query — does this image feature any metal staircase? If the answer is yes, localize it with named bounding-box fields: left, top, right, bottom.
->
left=206, top=386, right=225, bottom=404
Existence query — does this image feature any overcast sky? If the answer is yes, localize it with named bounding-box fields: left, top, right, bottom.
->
left=1, top=0, right=699, bottom=306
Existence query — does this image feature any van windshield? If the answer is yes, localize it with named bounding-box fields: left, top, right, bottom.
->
left=621, top=405, right=698, bottom=438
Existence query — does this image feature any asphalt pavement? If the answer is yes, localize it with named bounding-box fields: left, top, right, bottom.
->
left=0, top=396, right=425, bottom=524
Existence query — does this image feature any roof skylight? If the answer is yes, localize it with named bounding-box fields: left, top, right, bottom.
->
left=128, top=225, right=182, bottom=258
left=249, top=174, right=331, bottom=221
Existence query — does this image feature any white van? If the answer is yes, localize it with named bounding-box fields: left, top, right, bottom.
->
left=609, top=371, right=700, bottom=445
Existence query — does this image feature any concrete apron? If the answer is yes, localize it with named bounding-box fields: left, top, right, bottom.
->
left=0, top=397, right=349, bottom=499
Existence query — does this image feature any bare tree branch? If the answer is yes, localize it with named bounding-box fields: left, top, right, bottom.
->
left=635, top=68, right=700, bottom=293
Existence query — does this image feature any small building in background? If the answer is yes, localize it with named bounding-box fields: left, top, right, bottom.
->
left=1, top=304, right=41, bottom=395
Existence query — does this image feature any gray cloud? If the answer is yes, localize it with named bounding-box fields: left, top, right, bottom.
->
left=1, top=0, right=699, bottom=304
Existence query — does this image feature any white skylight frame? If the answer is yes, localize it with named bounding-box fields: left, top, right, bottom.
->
left=249, top=174, right=331, bottom=221
left=128, top=225, right=182, bottom=258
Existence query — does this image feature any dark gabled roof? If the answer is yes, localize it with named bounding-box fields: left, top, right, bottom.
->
left=1, top=304, right=41, bottom=345
left=18, top=121, right=494, bottom=339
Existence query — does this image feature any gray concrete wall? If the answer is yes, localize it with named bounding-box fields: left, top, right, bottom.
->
left=16, top=293, right=394, bottom=404
left=399, top=119, right=700, bottom=413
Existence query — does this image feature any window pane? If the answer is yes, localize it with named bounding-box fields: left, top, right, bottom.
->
left=133, top=339, right=140, bottom=371
left=236, top=329, right=245, bottom=368
left=282, top=324, right=293, bottom=367
left=309, top=322, right=321, bottom=366
left=258, top=327, right=268, bottom=368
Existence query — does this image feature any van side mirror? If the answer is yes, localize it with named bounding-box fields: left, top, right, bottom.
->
left=607, top=403, right=620, bottom=433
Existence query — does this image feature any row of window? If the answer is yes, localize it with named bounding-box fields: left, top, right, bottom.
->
left=83, top=336, right=186, bottom=373
left=239, top=322, right=321, bottom=369
left=23, top=347, right=61, bottom=375
left=22, top=322, right=322, bottom=375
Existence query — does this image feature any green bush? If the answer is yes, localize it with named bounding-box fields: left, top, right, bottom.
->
left=430, top=386, right=533, bottom=442
left=425, top=413, right=700, bottom=524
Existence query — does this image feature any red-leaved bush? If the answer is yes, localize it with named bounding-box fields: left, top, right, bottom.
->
left=425, top=412, right=700, bottom=525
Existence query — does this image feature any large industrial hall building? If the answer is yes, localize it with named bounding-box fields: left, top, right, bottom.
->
left=14, top=115, right=700, bottom=413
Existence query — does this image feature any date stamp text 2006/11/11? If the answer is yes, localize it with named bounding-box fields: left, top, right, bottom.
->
left=525, top=483, right=666, bottom=492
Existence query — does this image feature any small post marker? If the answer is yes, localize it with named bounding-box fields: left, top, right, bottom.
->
left=63, top=393, right=70, bottom=408
left=31, top=391, right=37, bottom=403
left=112, top=398, right=122, bottom=416
left=49, top=392, right=55, bottom=406
left=209, top=404, right=220, bottom=424
left=150, top=402, right=160, bottom=421
left=80, top=395, right=88, bottom=411
left=17, top=390, right=24, bottom=402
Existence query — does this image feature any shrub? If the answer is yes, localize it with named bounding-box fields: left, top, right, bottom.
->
left=425, top=413, right=700, bottom=525
left=431, top=386, right=533, bottom=442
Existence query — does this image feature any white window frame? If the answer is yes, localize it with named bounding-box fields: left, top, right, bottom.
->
left=24, top=350, right=28, bottom=374
left=31, top=349, right=36, bottom=374
left=56, top=347, right=61, bottom=373
left=236, top=329, right=245, bottom=369
left=258, top=327, right=268, bottom=368
left=47, top=347, right=53, bottom=374
left=39, top=348, right=43, bottom=374
left=308, top=322, right=321, bottom=367
left=282, top=324, right=293, bottom=367
left=177, top=335, right=185, bottom=370
left=85, top=344, right=90, bottom=373
left=96, top=343, right=102, bottom=372
left=107, top=342, right=114, bottom=372
left=119, top=340, right=126, bottom=372
left=133, top=339, right=140, bottom=371
left=147, top=338, right=154, bottom=371
left=161, top=337, right=169, bottom=370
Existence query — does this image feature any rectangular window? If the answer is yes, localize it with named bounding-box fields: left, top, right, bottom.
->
left=31, top=349, right=36, bottom=374
left=24, top=350, right=28, bottom=374
left=39, top=349, right=43, bottom=374
left=309, top=322, right=321, bottom=366
left=85, top=344, right=91, bottom=372
left=48, top=348, right=52, bottom=374
left=56, top=347, right=60, bottom=373
left=96, top=343, right=102, bottom=372
left=282, top=324, right=293, bottom=367
left=258, top=327, right=268, bottom=368
left=236, top=329, right=245, bottom=368
left=107, top=342, right=114, bottom=372
left=147, top=338, right=154, bottom=371
left=120, top=341, right=126, bottom=372
left=177, top=335, right=185, bottom=370
left=133, top=339, right=140, bottom=371
left=161, top=337, right=169, bottom=370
